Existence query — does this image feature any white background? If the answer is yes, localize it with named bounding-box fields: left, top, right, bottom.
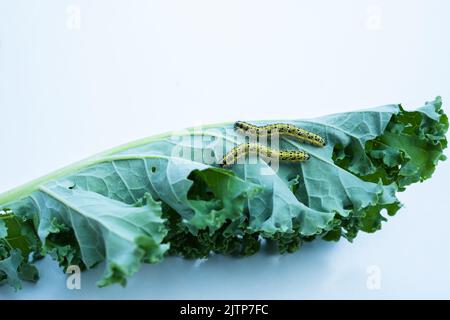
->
left=0, top=0, right=449, bottom=299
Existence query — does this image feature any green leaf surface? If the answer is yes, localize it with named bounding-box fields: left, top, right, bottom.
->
left=0, top=213, right=41, bottom=289
left=0, top=249, right=23, bottom=290
left=0, top=97, right=447, bottom=289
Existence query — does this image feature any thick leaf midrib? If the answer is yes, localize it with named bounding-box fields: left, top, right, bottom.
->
left=0, top=154, right=207, bottom=207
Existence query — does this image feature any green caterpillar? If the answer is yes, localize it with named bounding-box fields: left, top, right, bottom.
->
left=234, top=121, right=326, bottom=147
left=219, top=143, right=310, bottom=167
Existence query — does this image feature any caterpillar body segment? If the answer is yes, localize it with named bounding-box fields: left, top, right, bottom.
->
left=234, top=121, right=326, bottom=147
left=219, top=143, right=310, bottom=167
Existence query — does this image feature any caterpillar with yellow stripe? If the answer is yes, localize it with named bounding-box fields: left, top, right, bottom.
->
left=219, top=143, right=310, bottom=167
left=234, top=121, right=326, bottom=147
